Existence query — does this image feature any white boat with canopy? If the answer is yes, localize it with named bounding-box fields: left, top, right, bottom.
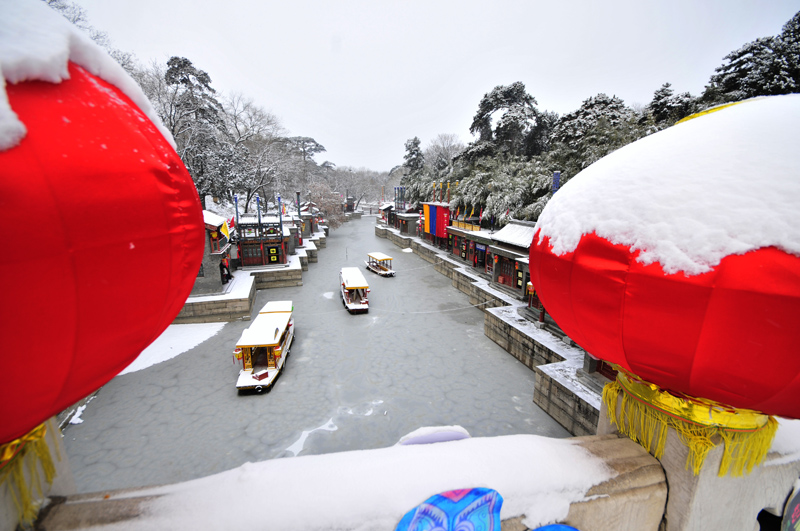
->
left=340, top=267, right=370, bottom=313
left=365, top=252, right=395, bottom=277
left=233, top=300, right=295, bottom=392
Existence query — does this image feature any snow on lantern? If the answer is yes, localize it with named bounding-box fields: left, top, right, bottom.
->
left=0, top=0, right=204, bottom=512
left=529, top=95, right=800, bottom=475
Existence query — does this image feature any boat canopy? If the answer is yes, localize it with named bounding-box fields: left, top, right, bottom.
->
left=236, top=312, right=292, bottom=348
left=341, top=267, right=369, bottom=289
left=260, top=300, right=293, bottom=314
left=367, top=252, right=393, bottom=262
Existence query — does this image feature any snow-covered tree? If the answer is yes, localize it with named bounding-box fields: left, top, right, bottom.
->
left=154, top=57, right=227, bottom=208
left=548, top=93, right=646, bottom=182
left=647, top=83, right=696, bottom=127
left=222, top=94, right=287, bottom=213
left=423, top=133, right=464, bottom=183
left=308, top=181, right=345, bottom=230
left=464, top=82, right=539, bottom=161
left=704, top=11, right=800, bottom=103
left=44, top=0, right=137, bottom=73
left=400, top=137, right=428, bottom=206
left=285, top=136, right=326, bottom=194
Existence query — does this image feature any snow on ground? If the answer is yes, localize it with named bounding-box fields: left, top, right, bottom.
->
left=768, top=418, right=800, bottom=465
left=186, top=269, right=254, bottom=302
left=119, top=322, right=225, bottom=375
left=110, top=434, right=612, bottom=531
left=535, top=95, right=800, bottom=276
left=69, top=404, right=87, bottom=425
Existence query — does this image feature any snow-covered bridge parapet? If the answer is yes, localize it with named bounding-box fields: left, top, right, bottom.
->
left=34, top=434, right=666, bottom=531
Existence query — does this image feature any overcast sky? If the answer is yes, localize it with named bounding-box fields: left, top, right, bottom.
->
left=76, top=0, right=799, bottom=172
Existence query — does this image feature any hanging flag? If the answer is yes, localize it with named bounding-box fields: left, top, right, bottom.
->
left=470, top=206, right=474, bottom=218
left=456, top=207, right=460, bottom=218
left=221, top=221, right=230, bottom=239
left=479, top=208, right=484, bottom=221
left=228, top=216, right=235, bottom=229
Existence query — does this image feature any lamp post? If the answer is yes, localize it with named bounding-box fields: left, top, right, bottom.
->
left=256, top=194, right=263, bottom=234
left=277, top=192, right=284, bottom=237
left=277, top=192, right=285, bottom=264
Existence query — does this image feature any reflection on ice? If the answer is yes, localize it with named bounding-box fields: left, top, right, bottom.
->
left=285, top=418, right=338, bottom=457
left=338, top=399, right=384, bottom=417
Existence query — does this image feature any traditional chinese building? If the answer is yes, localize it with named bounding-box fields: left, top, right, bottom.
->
left=487, top=219, right=537, bottom=296
left=190, top=211, right=232, bottom=295
left=395, top=212, right=420, bottom=235
left=236, top=213, right=289, bottom=267
left=420, top=201, right=451, bottom=248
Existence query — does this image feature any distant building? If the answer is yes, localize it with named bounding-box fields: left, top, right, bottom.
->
left=488, top=220, right=536, bottom=295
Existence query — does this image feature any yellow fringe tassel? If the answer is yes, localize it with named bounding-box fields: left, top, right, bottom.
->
left=0, top=423, right=58, bottom=527
left=603, top=373, right=778, bottom=477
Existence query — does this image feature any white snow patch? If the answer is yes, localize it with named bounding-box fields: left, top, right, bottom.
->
left=69, top=404, right=86, bottom=425
left=396, top=425, right=471, bottom=445
left=767, top=417, right=800, bottom=466
left=120, top=434, right=612, bottom=531
left=0, top=0, right=174, bottom=150
left=535, top=96, right=800, bottom=276
left=119, top=323, right=225, bottom=375
left=322, top=291, right=334, bottom=299
left=402, top=248, right=413, bottom=253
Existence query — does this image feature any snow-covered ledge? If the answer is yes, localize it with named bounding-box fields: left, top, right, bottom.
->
left=37, top=433, right=667, bottom=531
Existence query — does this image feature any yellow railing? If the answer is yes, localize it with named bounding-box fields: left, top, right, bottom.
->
left=452, top=221, right=481, bottom=232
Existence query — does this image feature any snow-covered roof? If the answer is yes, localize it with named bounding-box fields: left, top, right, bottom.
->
left=492, top=222, right=537, bottom=249
left=379, top=202, right=394, bottom=211
left=367, top=252, right=393, bottom=261
left=0, top=1, right=174, bottom=151
left=236, top=312, right=291, bottom=348
left=259, top=300, right=293, bottom=314
left=535, top=95, right=800, bottom=276
left=340, top=267, right=368, bottom=289
left=203, top=211, right=226, bottom=228
left=239, top=214, right=281, bottom=225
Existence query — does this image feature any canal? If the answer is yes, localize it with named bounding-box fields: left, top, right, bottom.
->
left=63, top=215, right=570, bottom=493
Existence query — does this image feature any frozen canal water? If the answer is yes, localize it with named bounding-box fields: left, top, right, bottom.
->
left=63, top=215, right=570, bottom=493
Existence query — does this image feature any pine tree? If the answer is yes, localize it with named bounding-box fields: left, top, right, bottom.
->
left=704, top=11, right=800, bottom=103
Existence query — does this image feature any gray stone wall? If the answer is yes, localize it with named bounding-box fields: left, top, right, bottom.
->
left=174, top=281, right=256, bottom=324
left=191, top=250, right=225, bottom=295
left=253, top=268, right=303, bottom=290
left=534, top=368, right=600, bottom=437
left=484, top=311, right=564, bottom=370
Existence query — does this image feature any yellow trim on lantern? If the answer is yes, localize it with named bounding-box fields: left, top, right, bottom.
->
left=603, top=368, right=777, bottom=477
left=615, top=370, right=770, bottom=431
left=675, top=99, right=755, bottom=125
left=0, top=423, right=58, bottom=526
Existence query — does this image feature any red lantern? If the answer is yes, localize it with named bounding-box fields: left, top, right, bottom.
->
left=0, top=63, right=204, bottom=443
left=529, top=96, right=800, bottom=419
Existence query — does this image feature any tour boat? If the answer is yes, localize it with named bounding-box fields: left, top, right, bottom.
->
left=234, top=300, right=294, bottom=392
left=365, top=252, right=395, bottom=277
left=340, top=267, right=370, bottom=313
